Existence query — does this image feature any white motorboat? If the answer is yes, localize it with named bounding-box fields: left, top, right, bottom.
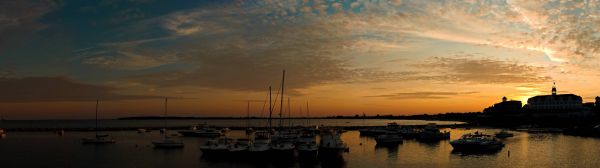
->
left=450, top=132, right=505, bottom=152
left=359, top=122, right=400, bottom=136
left=271, top=141, right=295, bottom=156
left=319, top=129, right=349, bottom=158
left=178, top=124, right=223, bottom=137
left=297, top=132, right=318, bottom=159
left=229, top=138, right=250, bottom=156
left=248, top=131, right=271, bottom=155
left=200, top=137, right=232, bottom=155
left=417, top=123, right=450, bottom=141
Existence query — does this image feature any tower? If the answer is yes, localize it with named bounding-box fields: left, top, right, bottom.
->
left=552, top=81, right=557, bottom=96
left=502, top=96, right=507, bottom=102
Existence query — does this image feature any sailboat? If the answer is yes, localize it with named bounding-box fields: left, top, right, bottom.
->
left=0, top=112, right=6, bottom=138
left=152, top=98, right=184, bottom=148
left=81, top=100, right=115, bottom=144
left=245, top=101, right=255, bottom=135
left=248, top=86, right=273, bottom=156
left=271, top=70, right=296, bottom=157
left=297, top=100, right=318, bottom=159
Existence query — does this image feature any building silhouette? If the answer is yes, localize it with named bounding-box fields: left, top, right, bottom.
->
left=483, top=96, right=522, bottom=115
left=525, top=83, right=583, bottom=113
left=483, top=82, right=597, bottom=118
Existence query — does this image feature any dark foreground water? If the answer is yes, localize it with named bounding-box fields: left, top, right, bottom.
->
left=2, top=129, right=600, bottom=168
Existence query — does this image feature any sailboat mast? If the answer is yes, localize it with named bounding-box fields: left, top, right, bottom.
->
left=95, top=99, right=99, bottom=136
left=247, top=100, right=250, bottom=129
left=164, top=97, right=167, bottom=139
left=279, top=70, right=285, bottom=129
left=306, top=101, right=309, bottom=126
left=288, top=97, right=291, bottom=128
left=268, top=86, right=272, bottom=129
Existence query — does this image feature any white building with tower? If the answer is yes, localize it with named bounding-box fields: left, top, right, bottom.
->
left=524, top=83, right=591, bottom=117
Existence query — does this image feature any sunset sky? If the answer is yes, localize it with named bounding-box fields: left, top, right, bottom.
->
left=2, top=0, right=600, bottom=119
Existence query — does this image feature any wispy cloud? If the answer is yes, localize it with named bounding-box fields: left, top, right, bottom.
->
left=412, top=56, right=552, bottom=84
left=0, top=77, right=160, bottom=102
left=365, top=91, right=479, bottom=100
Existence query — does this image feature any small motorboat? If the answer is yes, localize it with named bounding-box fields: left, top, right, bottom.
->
left=56, top=129, right=65, bottom=136
left=152, top=138, right=184, bottom=148
left=297, top=132, right=318, bottom=159
left=200, top=137, right=232, bottom=155
left=495, top=130, right=514, bottom=138
left=178, top=124, right=223, bottom=137
left=359, top=122, right=400, bottom=136
left=319, top=129, right=349, bottom=158
left=417, top=123, right=450, bottom=141
left=375, top=134, right=403, bottom=145
left=450, top=132, right=505, bottom=152
left=248, top=131, right=272, bottom=156
left=82, top=134, right=116, bottom=144
left=228, top=138, right=250, bottom=156
left=271, top=141, right=296, bottom=157
left=0, top=128, right=6, bottom=138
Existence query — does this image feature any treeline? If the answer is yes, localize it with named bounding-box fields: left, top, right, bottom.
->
left=323, top=112, right=482, bottom=122
left=118, top=112, right=483, bottom=121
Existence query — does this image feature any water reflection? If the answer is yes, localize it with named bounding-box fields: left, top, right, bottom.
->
left=375, top=144, right=400, bottom=160
left=3, top=129, right=600, bottom=167
left=450, top=149, right=502, bottom=156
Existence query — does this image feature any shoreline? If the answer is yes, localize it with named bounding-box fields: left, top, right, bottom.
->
left=1, top=123, right=473, bottom=132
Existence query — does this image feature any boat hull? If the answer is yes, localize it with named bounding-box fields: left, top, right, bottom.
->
left=178, top=131, right=222, bottom=137
left=375, top=139, right=403, bottom=145
left=81, top=138, right=116, bottom=144
left=153, top=142, right=184, bottom=148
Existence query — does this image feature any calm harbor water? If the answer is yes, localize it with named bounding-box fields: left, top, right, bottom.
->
left=1, top=128, right=600, bottom=168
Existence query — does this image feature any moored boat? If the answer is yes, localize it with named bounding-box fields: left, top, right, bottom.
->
left=178, top=124, right=223, bottom=137
left=82, top=134, right=116, bottom=144
left=417, top=123, right=450, bottom=141
left=200, top=137, right=232, bottom=156
left=319, top=129, right=349, bottom=158
left=248, top=131, right=272, bottom=157
left=297, top=133, right=319, bottom=159
left=359, top=122, right=400, bottom=136
left=228, top=138, right=250, bottom=157
left=152, top=138, right=184, bottom=148
left=450, top=132, right=505, bottom=152
left=271, top=141, right=296, bottom=157
left=81, top=100, right=115, bottom=144
left=152, top=98, right=184, bottom=148
left=494, top=130, right=514, bottom=138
